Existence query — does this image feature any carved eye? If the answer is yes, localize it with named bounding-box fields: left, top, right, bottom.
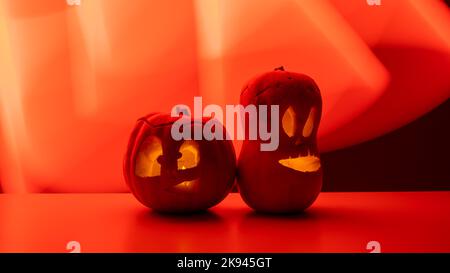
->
left=302, top=107, right=317, bottom=138
left=282, top=106, right=296, bottom=137
left=135, top=136, right=162, bottom=177
left=177, top=140, right=200, bottom=170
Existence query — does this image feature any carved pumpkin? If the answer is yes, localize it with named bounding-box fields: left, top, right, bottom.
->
left=238, top=67, right=323, bottom=213
left=124, top=113, right=236, bottom=213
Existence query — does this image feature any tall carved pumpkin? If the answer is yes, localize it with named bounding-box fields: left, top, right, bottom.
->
left=238, top=67, right=323, bottom=213
left=124, top=113, right=236, bottom=213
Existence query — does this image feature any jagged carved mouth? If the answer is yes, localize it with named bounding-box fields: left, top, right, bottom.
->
left=278, top=152, right=321, bottom=173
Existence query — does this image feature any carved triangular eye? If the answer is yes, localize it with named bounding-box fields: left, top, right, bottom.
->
left=302, top=107, right=317, bottom=138
left=282, top=106, right=296, bottom=137
left=135, top=136, right=163, bottom=177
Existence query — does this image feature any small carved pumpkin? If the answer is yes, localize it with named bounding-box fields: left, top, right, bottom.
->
left=124, top=113, right=236, bottom=213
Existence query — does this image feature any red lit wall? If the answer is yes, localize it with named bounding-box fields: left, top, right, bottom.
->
left=0, top=0, right=449, bottom=193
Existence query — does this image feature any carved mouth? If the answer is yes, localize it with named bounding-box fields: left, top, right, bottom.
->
left=171, top=180, right=198, bottom=192
left=278, top=152, right=321, bottom=173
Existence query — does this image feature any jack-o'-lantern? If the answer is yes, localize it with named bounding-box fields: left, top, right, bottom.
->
left=124, top=113, right=236, bottom=213
left=238, top=67, right=323, bottom=213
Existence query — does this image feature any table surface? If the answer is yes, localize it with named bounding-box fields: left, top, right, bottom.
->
left=1, top=192, right=449, bottom=253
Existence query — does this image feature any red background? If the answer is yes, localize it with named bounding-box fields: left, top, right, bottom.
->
left=0, top=0, right=449, bottom=193
left=0, top=0, right=449, bottom=254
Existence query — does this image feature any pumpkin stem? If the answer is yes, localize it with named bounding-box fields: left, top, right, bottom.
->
left=274, top=66, right=285, bottom=71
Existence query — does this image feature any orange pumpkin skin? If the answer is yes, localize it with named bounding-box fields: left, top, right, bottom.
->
left=238, top=67, right=323, bottom=213
left=124, top=113, right=236, bottom=213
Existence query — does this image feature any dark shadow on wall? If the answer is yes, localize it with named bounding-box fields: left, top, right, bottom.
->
left=322, top=99, right=450, bottom=192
